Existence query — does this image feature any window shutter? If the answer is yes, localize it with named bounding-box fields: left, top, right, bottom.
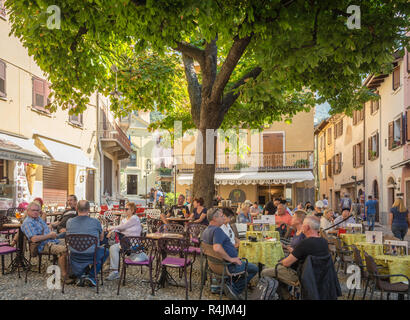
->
left=32, top=78, right=45, bottom=108
left=400, top=114, right=405, bottom=145
left=327, top=159, right=332, bottom=177
left=388, top=121, right=394, bottom=150
left=45, top=82, right=51, bottom=107
left=408, top=51, right=410, bottom=73
left=407, top=109, right=410, bottom=142
left=353, top=111, right=357, bottom=125
left=375, top=93, right=379, bottom=111
left=376, top=132, right=379, bottom=158
left=353, top=145, right=356, bottom=168
left=393, top=66, right=400, bottom=90
left=340, top=120, right=343, bottom=137
left=360, top=108, right=364, bottom=121
left=368, top=137, right=372, bottom=160
left=360, top=141, right=364, bottom=165
left=0, top=60, right=5, bottom=97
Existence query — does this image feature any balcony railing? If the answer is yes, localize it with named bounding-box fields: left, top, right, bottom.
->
left=100, top=121, right=132, bottom=157
left=175, top=151, right=313, bottom=173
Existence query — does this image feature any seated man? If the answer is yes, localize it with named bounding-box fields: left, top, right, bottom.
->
left=160, top=194, right=190, bottom=224
left=202, top=208, right=258, bottom=300
left=220, top=207, right=240, bottom=249
left=333, top=209, right=355, bottom=230
left=49, top=194, right=78, bottom=235
left=66, top=200, right=109, bottom=287
left=261, top=216, right=329, bottom=300
left=275, top=204, right=292, bottom=235
left=21, top=201, right=69, bottom=284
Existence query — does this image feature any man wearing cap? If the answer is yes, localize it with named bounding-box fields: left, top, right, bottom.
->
left=313, top=200, right=324, bottom=218
left=201, top=208, right=258, bottom=300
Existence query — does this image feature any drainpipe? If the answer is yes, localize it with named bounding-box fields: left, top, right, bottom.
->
left=96, top=92, right=103, bottom=205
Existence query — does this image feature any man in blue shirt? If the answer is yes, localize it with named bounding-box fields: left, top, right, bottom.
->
left=365, top=195, right=378, bottom=231
left=21, top=201, right=69, bottom=283
left=66, top=200, right=109, bottom=287
left=202, top=208, right=258, bottom=299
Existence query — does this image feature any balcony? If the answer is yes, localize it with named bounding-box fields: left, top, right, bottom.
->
left=100, top=121, right=131, bottom=160
left=176, top=151, right=313, bottom=173
left=157, top=167, right=173, bottom=177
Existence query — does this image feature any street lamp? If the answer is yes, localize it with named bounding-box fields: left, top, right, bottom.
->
left=145, top=159, right=152, bottom=207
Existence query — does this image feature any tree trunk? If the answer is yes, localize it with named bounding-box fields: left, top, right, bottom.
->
left=192, top=125, right=218, bottom=209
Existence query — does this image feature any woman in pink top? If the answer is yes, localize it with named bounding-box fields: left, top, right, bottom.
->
left=106, top=202, right=144, bottom=281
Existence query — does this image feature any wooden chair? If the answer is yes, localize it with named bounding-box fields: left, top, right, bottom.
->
left=199, top=241, right=248, bottom=300
left=364, top=252, right=410, bottom=300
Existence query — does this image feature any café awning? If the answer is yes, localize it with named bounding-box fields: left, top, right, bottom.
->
left=177, top=171, right=314, bottom=186
left=37, top=137, right=96, bottom=169
left=0, top=133, right=51, bottom=166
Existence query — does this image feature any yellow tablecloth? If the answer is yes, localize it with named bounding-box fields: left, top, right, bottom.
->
left=246, top=231, right=280, bottom=241
left=355, top=241, right=384, bottom=260
left=374, top=255, right=410, bottom=284
left=248, top=224, right=276, bottom=232
left=340, top=233, right=366, bottom=246
left=239, top=240, right=284, bottom=268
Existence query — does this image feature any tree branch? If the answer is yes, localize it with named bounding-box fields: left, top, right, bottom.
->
left=174, top=41, right=205, bottom=66
left=210, top=34, right=253, bottom=104
left=182, top=54, right=202, bottom=127
left=300, top=7, right=320, bottom=49
left=220, top=66, right=262, bottom=115
left=70, top=25, right=88, bottom=53
left=201, top=37, right=218, bottom=101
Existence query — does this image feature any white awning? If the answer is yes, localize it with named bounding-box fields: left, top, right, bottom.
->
left=0, top=133, right=51, bottom=166
left=177, top=171, right=314, bottom=186
left=37, top=137, right=96, bottom=169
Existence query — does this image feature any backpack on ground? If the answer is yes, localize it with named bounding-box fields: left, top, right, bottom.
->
left=249, top=277, right=279, bottom=300
left=341, top=198, right=351, bottom=210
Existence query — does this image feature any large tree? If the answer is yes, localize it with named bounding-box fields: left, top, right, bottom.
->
left=6, top=0, right=409, bottom=206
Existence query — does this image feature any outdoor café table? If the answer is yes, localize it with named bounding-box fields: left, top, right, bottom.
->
left=238, top=239, right=285, bottom=269
left=354, top=241, right=384, bottom=260
left=248, top=224, right=276, bottom=232
left=246, top=230, right=280, bottom=241
left=2, top=223, right=29, bottom=275
left=145, top=233, right=186, bottom=289
left=340, top=233, right=366, bottom=246
left=374, top=254, right=410, bottom=284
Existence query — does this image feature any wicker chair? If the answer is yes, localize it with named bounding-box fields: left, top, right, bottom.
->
left=199, top=241, right=248, bottom=300
left=364, top=252, right=410, bottom=300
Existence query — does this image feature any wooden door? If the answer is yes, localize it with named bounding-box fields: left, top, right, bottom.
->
left=262, top=133, right=283, bottom=168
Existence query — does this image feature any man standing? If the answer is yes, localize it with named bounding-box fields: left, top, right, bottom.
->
left=202, top=208, right=258, bottom=299
left=365, top=195, right=378, bottom=231
left=322, top=196, right=328, bottom=208
left=66, top=200, right=109, bottom=287
left=340, top=193, right=352, bottom=214
left=261, top=216, right=329, bottom=300
left=21, top=201, right=69, bottom=284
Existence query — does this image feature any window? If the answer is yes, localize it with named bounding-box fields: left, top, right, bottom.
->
left=333, top=153, right=342, bottom=174
left=327, top=159, right=332, bottom=178
left=0, top=60, right=5, bottom=97
left=407, top=50, right=410, bottom=73
left=327, top=128, right=332, bottom=145
left=0, top=0, right=6, bottom=19
left=68, top=107, right=83, bottom=126
left=370, top=93, right=379, bottom=114
left=388, top=116, right=403, bottom=150
left=319, top=135, right=324, bottom=151
left=126, top=174, right=138, bottom=195
left=32, top=77, right=51, bottom=113
left=353, top=142, right=364, bottom=168
left=334, top=120, right=343, bottom=139
left=368, top=132, right=379, bottom=160
left=392, top=66, right=400, bottom=91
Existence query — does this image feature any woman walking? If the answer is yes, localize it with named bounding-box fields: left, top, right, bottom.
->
left=389, top=197, right=409, bottom=240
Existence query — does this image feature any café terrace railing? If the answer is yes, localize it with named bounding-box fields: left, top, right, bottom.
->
left=175, top=151, right=314, bottom=173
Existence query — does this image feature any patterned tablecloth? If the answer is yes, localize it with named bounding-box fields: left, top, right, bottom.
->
left=340, top=233, right=366, bottom=246
left=246, top=231, right=280, bottom=241
left=374, top=255, right=410, bottom=284
left=248, top=224, right=276, bottom=232
left=354, top=241, right=384, bottom=260
left=238, top=240, right=284, bottom=268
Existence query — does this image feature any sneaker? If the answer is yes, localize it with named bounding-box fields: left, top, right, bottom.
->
left=106, top=271, right=120, bottom=281
left=83, top=275, right=97, bottom=287
left=223, top=283, right=240, bottom=300
left=76, top=276, right=85, bottom=287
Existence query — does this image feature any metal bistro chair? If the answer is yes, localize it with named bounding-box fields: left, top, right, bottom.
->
left=158, top=223, right=186, bottom=235
left=199, top=241, right=248, bottom=300
left=117, top=236, right=158, bottom=296
left=63, top=234, right=104, bottom=294
left=103, top=210, right=119, bottom=228
left=364, top=251, right=410, bottom=300
left=146, top=217, right=164, bottom=234
left=145, top=209, right=162, bottom=220
left=157, top=237, right=194, bottom=300
left=334, top=237, right=353, bottom=274
left=1, top=208, right=22, bottom=242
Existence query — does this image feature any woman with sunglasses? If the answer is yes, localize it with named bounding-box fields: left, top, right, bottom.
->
left=105, top=202, right=146, bottom=281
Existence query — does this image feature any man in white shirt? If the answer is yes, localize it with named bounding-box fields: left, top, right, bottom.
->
left=220, top=207, right=240, bottom=248
left=334, top=209, right=355, bottom=229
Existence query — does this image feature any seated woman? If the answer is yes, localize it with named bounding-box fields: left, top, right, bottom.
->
left=189, top=197, right=208, bottom=225
left=237, top=202, right=252, bottom=223
left=320, top=209, right=337, bottom=235
left=283, top=210, right=306, bottom=254
left=106, top=202, right=146, bottom=281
